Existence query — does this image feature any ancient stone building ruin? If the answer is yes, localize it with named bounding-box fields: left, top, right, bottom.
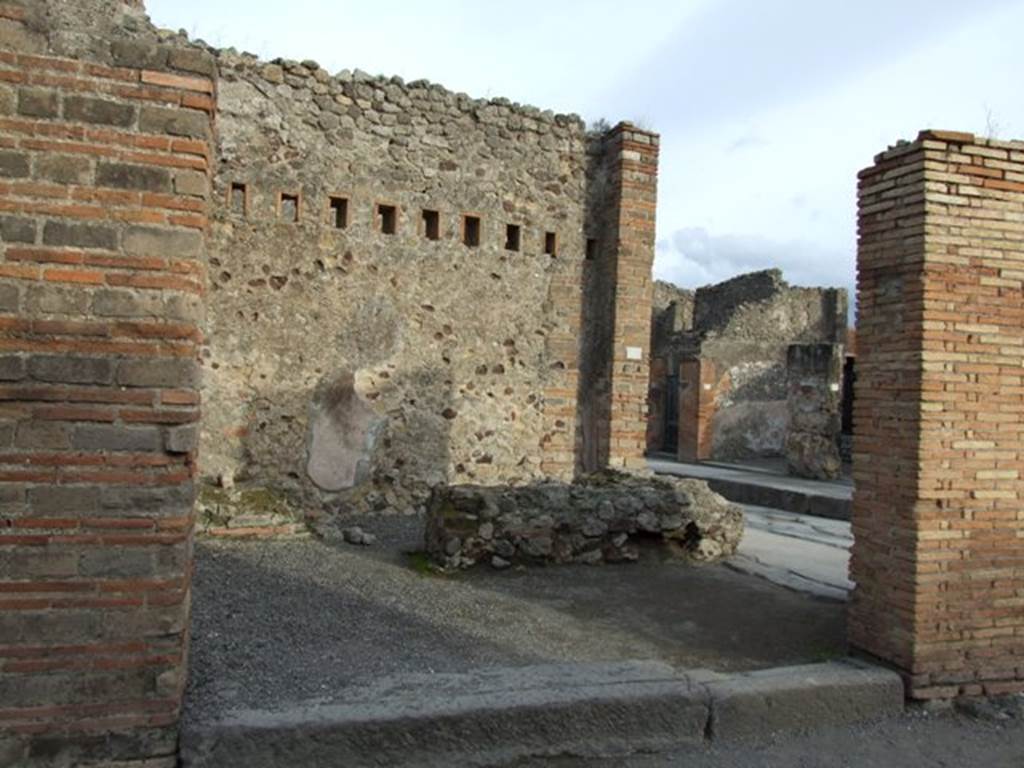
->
left=0, top=1, right=660, bottom=762
left=199, top=47, right=658, bottom=519
left=647, top=269, right=847, bottom=473
left=3, top=0, right=1024, bottom=764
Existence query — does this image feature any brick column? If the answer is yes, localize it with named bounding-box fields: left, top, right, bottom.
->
left=605, top=123, right=659, bottom=470
left=677, top=358, right=715, bottom=462
left=0, top=42, right=214, bottom=765
left=850, top=130, right=1024, bottom=699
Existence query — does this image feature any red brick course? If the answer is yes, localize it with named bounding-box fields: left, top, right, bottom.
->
left=0, top=37, right=212, bottom=766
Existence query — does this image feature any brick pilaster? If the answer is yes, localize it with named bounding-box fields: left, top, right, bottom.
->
left=606, top=123, right=659, bottom=469
left=677, top=359, right=715, bottom=462
left=850, top=130, right=1024, bottom=699
left=0, top=39, right=214, bottom=766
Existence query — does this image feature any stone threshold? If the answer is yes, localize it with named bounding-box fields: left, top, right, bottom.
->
left=180, top=659, right=903, bottom=767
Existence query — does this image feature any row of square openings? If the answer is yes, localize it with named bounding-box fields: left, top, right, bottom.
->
left=229, top=183, right=590, bottom=257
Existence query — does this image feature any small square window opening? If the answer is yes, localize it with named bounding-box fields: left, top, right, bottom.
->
left=505, top=224, right=521, bottom=252
left=329, top=197, right=349, bottom=229
left=422, top=209, right=440, bottom=241
left=544, top=231, right=558, bottom=256
left=463, top=215, right=481, bottom=248
left=279, top=192, right=299, bottom=223
left=378, top=204, right=397, bottom=235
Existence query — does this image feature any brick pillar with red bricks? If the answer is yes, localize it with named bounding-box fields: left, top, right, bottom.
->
left=0, top=7, right=215, bottom=764
left=677, top=358, right=715, bottom=463
left=604, top=122, right=659, bottom=471
left=850, top=129, right=1024, bottom=699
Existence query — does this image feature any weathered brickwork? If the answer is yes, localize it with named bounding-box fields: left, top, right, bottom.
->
left=851, top=130, right=1024, bottom=699
left=0, top=1, right=213, bottom=764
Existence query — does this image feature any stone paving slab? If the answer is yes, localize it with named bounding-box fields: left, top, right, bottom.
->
left=650, top=458, right=852, bottom=520
left=729, top=506, right=852, bottom=600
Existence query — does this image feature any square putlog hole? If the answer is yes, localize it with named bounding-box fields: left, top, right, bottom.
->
left=329, top=196, right=349, bottom=229
left=279, top=192, right=300, bottom=223
left=422, top=209, right=440, bottom=241
left=463, top=215, right=481, bottom=248
left=229, top=182, right=247, bottom=217
left=378, top=204, right=397, bottom=235
left=544, top=231, right=557, bottom=256
left=505, top=224, right=521, bottom=252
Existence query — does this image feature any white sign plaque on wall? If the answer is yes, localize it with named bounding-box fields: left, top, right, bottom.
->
left=625, top=346, right=643, bottom=361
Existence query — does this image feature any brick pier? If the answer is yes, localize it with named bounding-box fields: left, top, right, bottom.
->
left=851, top=130, right=1024, bottom=699
left=0, top=21, right=214, bottom=766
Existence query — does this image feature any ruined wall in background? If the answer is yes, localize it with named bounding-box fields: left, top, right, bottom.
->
left=650, top=269, right=847, bottom=461
left=0, top=1, right=213, bottom=764
left=202, top=52, right=599, bottom=516
left=646, top=280, right=694, bottom=452
left=785, top=343, right=843, bottom=479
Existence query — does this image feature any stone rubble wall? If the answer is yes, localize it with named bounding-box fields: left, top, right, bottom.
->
left=785, top=343, right=843, bottom=480
left=200, top=47, right=630, bottom=517
left=425, top=472, right=744, bottom=570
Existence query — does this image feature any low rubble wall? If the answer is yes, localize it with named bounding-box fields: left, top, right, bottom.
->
left=425, top=472, right=744, bottom=570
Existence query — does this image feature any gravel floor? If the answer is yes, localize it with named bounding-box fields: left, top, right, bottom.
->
left=184, top=514, right=845, bottom=725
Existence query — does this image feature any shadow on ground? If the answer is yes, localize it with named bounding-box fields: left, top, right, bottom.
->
left=184, top=515, right=845, bottom=724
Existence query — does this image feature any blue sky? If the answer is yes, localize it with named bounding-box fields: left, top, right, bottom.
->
left=147, top=0, right=1023, bottom=300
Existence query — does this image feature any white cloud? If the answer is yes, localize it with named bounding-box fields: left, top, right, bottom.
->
left=655, top=227, right=854, bottom=295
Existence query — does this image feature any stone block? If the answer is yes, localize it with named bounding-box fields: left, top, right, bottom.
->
left=0, top=149, right=29, bottom=178
left=42, top=221, right=118, bottom=250
left=110, top=39, right=169, bottom=70
left=92, top=288, right=164, bottom=318
left=165, top=424, right=198, bottom=454
left=0, top=550, right=79, bottom=579
left=79, top=547, right=154, bottom=578
left=173, top=169, right=208, bottom=198
left=72, top=424, right=162, bottom=452
left=168, top=47, right=217, bottom=77
left=63, top=96, right=136, bottom=127
left=123, top=225, right=203, bottom=258
left=0, top=84, right=13, bottom=116
left=0, top=354, right=24, bottom=381
left=139, top=105, right=209, bottom=139
left=707, top=661, right=904, bottom=742
left=16, top=87, right=59, bottom=118
left=15, top=421, right=70, bottom=450
left=25, top=284, right=88, bottom=315
left=100, top=483, right=194, bottom=513
left=27, top=486, right=101, bottom=516
left=28, top=354, right=114, bottom=385
left=0, top=421, right=13, bottom=448
left=96, top=162, right=172, bottom=193
left=35, top=154, right=93, bottom=186
left=117, top=358, right=199, bottom=388
left=0, top=284, right=17, bottom=313
left=0, top=215, right=37, bottom=243
left=0, top=19, right=45, bottom=54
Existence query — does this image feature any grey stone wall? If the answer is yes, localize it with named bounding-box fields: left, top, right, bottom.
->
left=786, top=344, right=843, bottom=479
left=203, top=51, right=599, bottom=514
